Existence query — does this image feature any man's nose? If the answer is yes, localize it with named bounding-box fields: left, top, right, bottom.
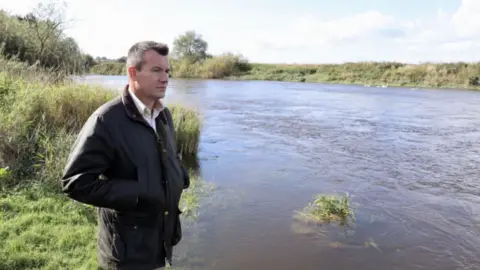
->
left=159, top=72, right=169, bottom=81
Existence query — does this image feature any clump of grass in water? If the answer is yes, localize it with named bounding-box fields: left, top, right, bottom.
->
left=295, top=193, right=355, bottom=226
left=179, top=171, right=215, bottom=221
left=169, top=104, right=203, bottom=157
left=179, top=171, right=202, bottom=218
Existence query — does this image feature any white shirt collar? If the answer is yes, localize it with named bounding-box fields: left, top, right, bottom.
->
left=127, top=86, right=164, bottom=119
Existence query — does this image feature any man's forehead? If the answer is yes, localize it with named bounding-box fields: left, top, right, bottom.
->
left=143, top=51, right=169, bottom=67
left=144, top=50, right=167, bottom=59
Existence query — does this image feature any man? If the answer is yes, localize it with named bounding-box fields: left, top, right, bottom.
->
left=61, top=41, right=190, bottom=270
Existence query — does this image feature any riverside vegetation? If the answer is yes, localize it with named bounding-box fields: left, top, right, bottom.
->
left=0, top=3, right=205, bottom=269
left=90, top=31, right=480, bottom=90
left=92, top=59, right=480, bottom=90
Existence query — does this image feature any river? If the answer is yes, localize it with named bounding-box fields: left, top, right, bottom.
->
left=78, top=75, right=480, bottom=270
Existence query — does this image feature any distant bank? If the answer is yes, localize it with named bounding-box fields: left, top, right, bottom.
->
left=90, top=60, right=480, bottom=90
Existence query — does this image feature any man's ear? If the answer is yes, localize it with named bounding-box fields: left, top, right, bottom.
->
left=127, top=66, right=137, bottom=79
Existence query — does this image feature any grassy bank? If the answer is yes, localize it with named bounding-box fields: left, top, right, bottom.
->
left=90, top=60, right=480, bottom=90
left=0, top=188, right=101, bottom=269
left=232, top=62, right=480, bottom=90
left=217, top=61, right=480, bottom=90
left=0, top=172, right=205, bottom=269
left=0, top=56, right=205, bottom=269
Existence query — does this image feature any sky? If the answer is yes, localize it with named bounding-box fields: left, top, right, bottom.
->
left=0, top=0, right=479, bottom=64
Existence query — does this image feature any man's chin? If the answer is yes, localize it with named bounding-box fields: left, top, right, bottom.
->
left=154, top=90, right=166, bottom=98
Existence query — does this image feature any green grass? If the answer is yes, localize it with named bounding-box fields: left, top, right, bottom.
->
left=0, top=174, right=208, bottom=270
left=0, top=189, right=98, bottom=269
left=294, top=193, right=355, bottom=226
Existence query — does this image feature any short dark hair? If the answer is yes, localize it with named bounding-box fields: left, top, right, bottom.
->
left=126, top=41, right=169, bottom=71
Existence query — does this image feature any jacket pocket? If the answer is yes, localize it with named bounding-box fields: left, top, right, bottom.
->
left=117, top=222, right=158, bottom=263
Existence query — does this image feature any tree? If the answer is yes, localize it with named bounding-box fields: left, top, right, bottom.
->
left=24, top=0, right=70, bottom=57
left=96, top=56, right=108, bottom=62
left=116, top=56, right=127, bottom=63
left=83, top=54, right=96, bottom=69
left=172, top=31, right=208, bottom=63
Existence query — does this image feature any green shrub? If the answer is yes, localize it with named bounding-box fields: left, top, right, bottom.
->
left=199, top=53, right=250, bottom=78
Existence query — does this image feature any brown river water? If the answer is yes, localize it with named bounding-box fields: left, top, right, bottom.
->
left=81, top=76, right=480, bottom=270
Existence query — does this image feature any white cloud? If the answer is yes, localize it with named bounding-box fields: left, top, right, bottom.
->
left=440, top=40, right=479, bottom=52
left=394, top=0, right=480, bottom=58
left=248, top=0, right=480, bottom=63
left=259, top=10, right=396, bottom=49
left=452, top=0, right=480, bottom=38
left=306, top=10, right=395, bottom=41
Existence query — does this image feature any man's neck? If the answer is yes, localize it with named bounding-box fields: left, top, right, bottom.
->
left=129, top=84, right=156, bottom=110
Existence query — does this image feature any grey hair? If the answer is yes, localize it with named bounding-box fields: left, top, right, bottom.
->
left=126, top=41, right=169, bottom=71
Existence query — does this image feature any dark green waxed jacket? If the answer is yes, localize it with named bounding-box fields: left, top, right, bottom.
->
left=61, top=85, right=189, bottom=270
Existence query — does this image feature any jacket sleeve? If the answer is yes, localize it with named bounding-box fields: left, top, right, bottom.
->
left=61, top=113, right=139, bottom=212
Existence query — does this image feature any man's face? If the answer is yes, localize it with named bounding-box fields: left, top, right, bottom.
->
left=130, top=49, right=170, bottom=100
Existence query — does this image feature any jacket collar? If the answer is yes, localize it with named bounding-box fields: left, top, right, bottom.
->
left=122, top=84, right=142, bottom=120
left=122, top=84, right=168, bottom=125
